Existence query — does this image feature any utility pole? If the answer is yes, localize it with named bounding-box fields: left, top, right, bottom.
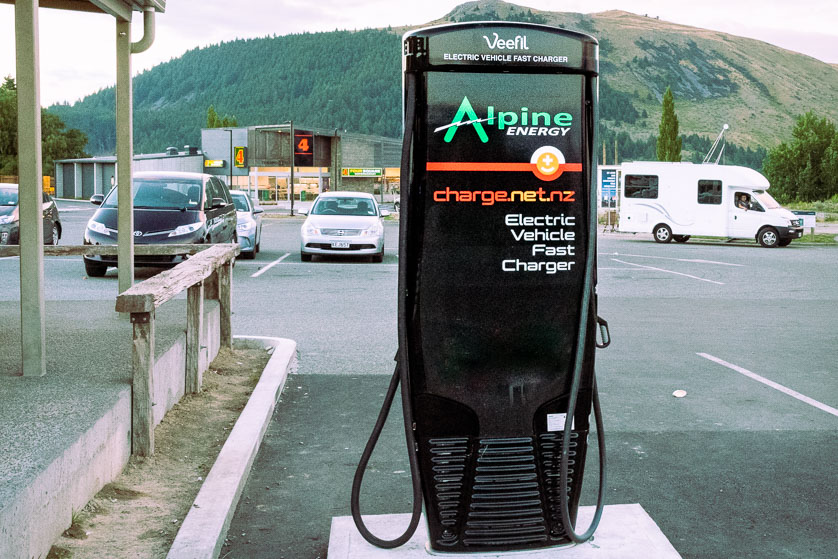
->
left=289, top=121, right=295, bottom=217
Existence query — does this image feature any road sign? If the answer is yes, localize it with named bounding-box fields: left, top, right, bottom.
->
left=341, top=168, right=382, bottom=177
left=234, top=146, right=247, bottom=168
left=601, top=168, right=617, bottom=207
left=294, top=130, right=314, bottom=166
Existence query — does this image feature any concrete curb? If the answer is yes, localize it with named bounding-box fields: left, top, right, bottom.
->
left=166, top=336, right=298, bottom=559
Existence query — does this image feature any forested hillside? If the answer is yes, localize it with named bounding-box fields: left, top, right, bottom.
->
left=50, top=29, right=402, bottom=155
left=49, top=0, right=838, bottom=170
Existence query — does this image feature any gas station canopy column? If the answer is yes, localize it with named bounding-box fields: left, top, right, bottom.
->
left=1, top=0, right=165, bottom=376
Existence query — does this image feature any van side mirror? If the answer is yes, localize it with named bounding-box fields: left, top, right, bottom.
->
left=253, top=207, right=264, bottom=215
left=90, top=194, right=104, bottom=205
left=212, top=197, right=227, bottom=209
left=380, top=209, right=391, bottom=217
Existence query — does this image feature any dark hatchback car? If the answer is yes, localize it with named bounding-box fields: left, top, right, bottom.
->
left=0, top=184, right=62, bottom=246
left=82, top=171, right=236, bottom=277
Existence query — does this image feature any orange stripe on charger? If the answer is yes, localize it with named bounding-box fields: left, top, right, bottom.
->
left=427, top=162, right=531, bottom=172
left=427, top=162, right=583, bottom=172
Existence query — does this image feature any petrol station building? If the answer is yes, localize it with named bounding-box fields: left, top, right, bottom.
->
left=55, top=125, right=402, bottom=202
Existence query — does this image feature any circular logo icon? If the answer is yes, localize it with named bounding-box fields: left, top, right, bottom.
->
left=133, top=230, right=143, bottom=237
left=530, top=146, right=565, bottom=181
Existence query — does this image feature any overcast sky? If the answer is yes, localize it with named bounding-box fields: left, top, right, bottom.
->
left=1, top=0, right=836, bottom=106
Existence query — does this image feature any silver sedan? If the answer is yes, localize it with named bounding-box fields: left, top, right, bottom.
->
left=300, top=192, right=388, bottom=262
left=231, top=190, right=264, bottom=259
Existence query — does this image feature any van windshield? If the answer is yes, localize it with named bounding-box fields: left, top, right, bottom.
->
left=101, top=178, right=203, bottom=210
left=752, top=189, right=780, bottom=210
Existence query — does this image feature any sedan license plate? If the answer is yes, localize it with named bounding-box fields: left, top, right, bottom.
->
left=331, top=241, right=351, bottom=249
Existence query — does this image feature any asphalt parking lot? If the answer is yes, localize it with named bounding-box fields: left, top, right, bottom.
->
left=4, top=203, right=835, bottom=559
left=220, top=227, right=838, bottom=559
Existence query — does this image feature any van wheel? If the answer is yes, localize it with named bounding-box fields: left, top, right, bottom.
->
left=653, top=224, right=673, bottom=243
left=757, top=227, right=779, bottom=248
left=673, top=235, right=690, bottom=243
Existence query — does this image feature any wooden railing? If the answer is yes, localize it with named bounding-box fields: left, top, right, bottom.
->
left=110, top=243, right=239, bottom=456
left=3, top=242, right=238, bottom=455
left=0, top=244, right=212, bottom=258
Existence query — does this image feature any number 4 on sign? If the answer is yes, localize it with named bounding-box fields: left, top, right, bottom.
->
left=297, top=138, right=310, bottom=152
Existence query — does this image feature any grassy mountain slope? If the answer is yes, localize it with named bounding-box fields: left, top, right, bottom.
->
left=49, top=0, right=838, bottom=164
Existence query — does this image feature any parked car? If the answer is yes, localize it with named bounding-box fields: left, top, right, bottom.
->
left=300, top=191, right=388, bottom=262
left=0, top=184, right=62, bottom=246
left=82, top=171, right=237, bottom=277
left=230, top=190, right=264, bottom=259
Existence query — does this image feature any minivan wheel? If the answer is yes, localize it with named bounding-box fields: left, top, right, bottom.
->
left=757, top=227, right=779, bottom=248
left=653, top=224, right=673, bottom=243
left=50, top=224, right=60, bottom=245
left=84, top=259, right=108, bottom=277
left=673, top=235, right=690, bottom=243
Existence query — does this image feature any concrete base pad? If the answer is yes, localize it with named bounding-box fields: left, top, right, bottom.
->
left=328, top=504, right=681, bottom=558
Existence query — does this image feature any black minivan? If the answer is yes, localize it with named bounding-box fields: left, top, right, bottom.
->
left=82, top=171, right=237, bottom=277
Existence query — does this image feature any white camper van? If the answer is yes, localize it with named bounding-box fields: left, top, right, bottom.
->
left=618, top=162, right=804, bottom=247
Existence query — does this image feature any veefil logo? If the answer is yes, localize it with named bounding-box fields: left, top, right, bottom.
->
left=436, top=96, right=574, bottom=143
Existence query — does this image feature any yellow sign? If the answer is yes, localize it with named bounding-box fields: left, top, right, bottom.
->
left=342, top=168, right=382, bottom=177
left=234, top=146, right=247, bottom=168
left=204, top=159, right=226, bottom=168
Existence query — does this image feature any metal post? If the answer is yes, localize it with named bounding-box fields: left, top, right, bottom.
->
left=15, top=0, right=46, bottom=377
left=116, top=17, right=135, bottom=295
left=289, top=121, right=296, bottom=216
left=226, top=129, right=233, bottom=187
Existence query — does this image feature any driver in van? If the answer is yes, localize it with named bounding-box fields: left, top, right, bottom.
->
left=736, top=193, right=750, bottom=210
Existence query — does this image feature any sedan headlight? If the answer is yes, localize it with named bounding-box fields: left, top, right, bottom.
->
left=168, top=222, right=203, bottom=237
left=237, top=221, right=254, bottom=233
left=302, top=223, right=320, bottom=236
left=87, top=220, right=110, bottom=235
left=361, top=222, right=383, bottom=237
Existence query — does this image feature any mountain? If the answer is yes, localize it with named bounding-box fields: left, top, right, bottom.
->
left=49, top=0, right=838, bottom=167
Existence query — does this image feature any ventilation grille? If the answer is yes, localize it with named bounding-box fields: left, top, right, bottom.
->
left=425, top=432, right=583, bottom=551
left=428, top=438, right=469, bottom=546
left=537, top=431, right=579, bottom=540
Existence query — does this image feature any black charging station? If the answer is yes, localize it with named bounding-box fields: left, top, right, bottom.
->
left=352, top=21, right=608, bottom=554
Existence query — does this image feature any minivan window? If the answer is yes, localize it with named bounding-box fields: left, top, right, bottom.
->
left=102, top=179, right=203, bottom=210
left=697, top=180, right=722, bottom=205
left=624, top=175, right=658, bottom=199
left=206, top=177, right=231, bottom=208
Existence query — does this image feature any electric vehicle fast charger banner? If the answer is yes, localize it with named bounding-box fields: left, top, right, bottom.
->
left=353, top=22, right=603, bottom=554
left=420, top=72, right=586, bottom=436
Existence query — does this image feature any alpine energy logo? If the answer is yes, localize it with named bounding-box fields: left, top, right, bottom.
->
left=435, top=96, right=574, bottom=143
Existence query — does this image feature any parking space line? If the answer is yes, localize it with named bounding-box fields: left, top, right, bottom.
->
left=611, top=258, right=725, bottom=285
left=251, top=253, right=290, bottom=278
left=600, top=252, right=744, bottom=267
left=698, top=353, right=838, bottom=418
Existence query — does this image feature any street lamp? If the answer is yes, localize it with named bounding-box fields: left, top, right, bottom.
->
left=223, top=128, right=233, bottom=187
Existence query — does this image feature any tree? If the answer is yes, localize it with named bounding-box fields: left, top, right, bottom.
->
left=206, top=104, right=237, bottom=128
left=763, top=111, right=838, bottom=202
left=206, top=105, right=220, bottom=128
left=0, top=76, right=88, bottom=176
left=656, top=86, right=682, bottom=162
